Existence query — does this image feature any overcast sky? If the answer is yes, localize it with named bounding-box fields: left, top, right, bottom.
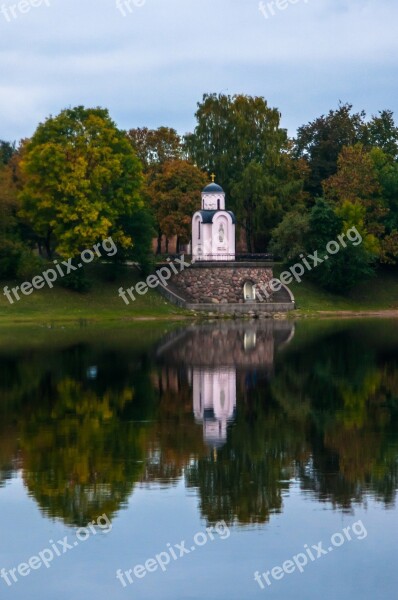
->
left=1, top=0, right=397, bottom=142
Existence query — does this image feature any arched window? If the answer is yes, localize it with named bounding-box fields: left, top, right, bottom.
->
left=243, top=281, right=256, bottom=302
left=217, top=198, right=220, bottom=210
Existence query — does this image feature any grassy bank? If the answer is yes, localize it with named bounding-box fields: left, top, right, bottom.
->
left=2, top=262, right=398, bottom=325
left=274, top=264, right=398, bottom=313
left=0, top=264, right=187, bottom=324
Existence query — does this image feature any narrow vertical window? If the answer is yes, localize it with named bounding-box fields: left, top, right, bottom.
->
left=198, top=221, right=201, bottom=240
left=217, top=198, right=220, bottom=210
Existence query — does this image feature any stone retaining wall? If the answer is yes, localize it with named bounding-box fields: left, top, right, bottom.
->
left=172, top=263, right=274, bottom=304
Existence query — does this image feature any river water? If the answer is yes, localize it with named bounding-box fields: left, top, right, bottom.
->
left=0, top=319, right=397, bottom=599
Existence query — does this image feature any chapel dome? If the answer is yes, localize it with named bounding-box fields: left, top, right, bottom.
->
left=202, top=182, right=224, bottom=193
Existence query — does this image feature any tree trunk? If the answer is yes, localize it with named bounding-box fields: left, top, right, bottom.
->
left=245, top=220, right=253, bottom=253
left=44, top=231, right=53, bottom=259
left=156, top=230, right=162, bottom=255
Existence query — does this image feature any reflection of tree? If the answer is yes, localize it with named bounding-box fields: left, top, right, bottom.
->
left=185, top=379, right=308, bottom=525
left=0, top=426, right=19, bottom=489
left=2, top=320, right=398, bottom=529
left=142, top=367, right=207, bottom=486
left=271, top=323, right=398, bottom=509
left=21, top=380, right=152, bottom=525
left=0, top=338, right=160, bottom=526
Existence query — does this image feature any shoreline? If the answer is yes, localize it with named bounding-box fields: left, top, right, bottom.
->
left=2, top=309, right=398, bottom=326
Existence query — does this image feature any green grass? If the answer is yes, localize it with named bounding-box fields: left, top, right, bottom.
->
left=2, top=261, right=398, bottom=326
left=274, top=264, right=398, bottom=313
left=0, top=264, right=187, bottom=325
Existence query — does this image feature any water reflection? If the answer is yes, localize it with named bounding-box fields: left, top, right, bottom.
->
left=0, top=320, right=398, bottom=529
left=156, top=322, right=295, bottom=450
left=193, top=367, right=236, bottom=449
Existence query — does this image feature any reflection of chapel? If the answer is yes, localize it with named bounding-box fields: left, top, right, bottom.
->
left=193, top=368, right=236, bottom=448
left=192, top=177, right=236, bottom=261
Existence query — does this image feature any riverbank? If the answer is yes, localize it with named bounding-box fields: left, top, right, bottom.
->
left=0, top=265, right=188, bottom=324
left=1, top=264, right=398, bottom=324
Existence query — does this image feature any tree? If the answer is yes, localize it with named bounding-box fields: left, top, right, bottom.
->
left=269, top=210, right=310, bottom=261
left=295, top=103, right=367, bottom=197
left=0, top=162, right=23, bottom=278
left=368, top=148, right=398, bottom=262
left=0, top=140, right=16, bottom=165
left=19, top=106, right=144, bottom=258
left=366, top=110, right=398, bottom=159
left=185, top=93, right=292, bottom=249
left=116, top=205, right=155, bottom=275
left=323, top=144, right=387, bottom=249
left=146, top=160, right=207, bottom=252
left=127, top=127, right=182, bottom=172
left=232, top=149, right=310, bottom=251
left=128, top=127, right=184, bottom=253
left=0, top=144, right=35, bottom=279
left=306, top=199, right=378, bottom=292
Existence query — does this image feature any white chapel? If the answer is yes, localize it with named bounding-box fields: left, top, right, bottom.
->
left=191, top=177, right=236, bottom=261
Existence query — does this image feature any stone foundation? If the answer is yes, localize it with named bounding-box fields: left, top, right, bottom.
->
left=171, top=262, right=274, bottom=304
left=156, top=261, right=295, bottom=313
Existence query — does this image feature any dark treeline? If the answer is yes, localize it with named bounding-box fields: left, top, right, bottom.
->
left=2, top=97, right=398, bottom=292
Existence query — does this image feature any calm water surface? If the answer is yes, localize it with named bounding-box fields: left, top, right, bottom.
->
left=0, top=319, right=397, bottom=599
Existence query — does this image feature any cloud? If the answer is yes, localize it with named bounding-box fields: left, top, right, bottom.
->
left=0, top=0, right=397, bottom=140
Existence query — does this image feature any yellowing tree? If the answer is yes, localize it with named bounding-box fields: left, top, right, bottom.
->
left=19, top=106, right=143, bottom=258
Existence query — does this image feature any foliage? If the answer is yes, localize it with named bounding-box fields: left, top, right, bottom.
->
left=294, top=103, right=367, bottom=196
left=1, top=99, right=398, bottom=295
left=269, top=210, right=310, bottom=261
left=0, top=140, right=16, bottom=165
left=146, top=160, right=207, bottom=249
left=128, top=127, right=185, bottom=252
left=365, top=109, right=398, bottom=159
left=114, top=203, right=156, bottom=276
left=306, top=199, right=377, bottom=292
left=0, top=160, right=24, bottom=278
left=185, top=93, right=301, bottom=250
left=19, top=106, right=144, bottom=259
left=127, top=127, right=182, bottom=172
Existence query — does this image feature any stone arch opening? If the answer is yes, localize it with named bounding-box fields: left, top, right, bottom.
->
left=243, top=281, right=256, bottom=302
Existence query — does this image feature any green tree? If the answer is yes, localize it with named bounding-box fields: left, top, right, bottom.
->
left=306, top=199, right=377, bottom=292
left=366, top=109, right=398, bottom=159
left=185, top=93, right=294, bottom=250
left=295, top=103, right=367, bottom=197
left=323, top=144, right=386, bottom=240
left=369, top=148, right=398, bottom=262
left=269, top=209, right=310, bottom=261
left=0, top=140, right=16, bottom=165
left=19, top=106, right=143, bottom=258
